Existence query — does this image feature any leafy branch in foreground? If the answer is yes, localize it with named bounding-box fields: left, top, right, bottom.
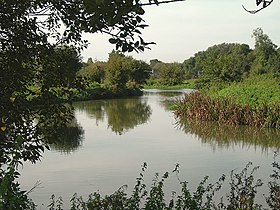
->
left=46, top=155, right=280, bottom=210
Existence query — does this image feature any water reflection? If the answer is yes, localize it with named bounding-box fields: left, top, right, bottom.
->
left=46, top=118, right=84, bottom=153
left=143, top=90, right=188, bottom=110
left=74, top=98, right=152, bottom=135
left=177, top=119, right=280, bottom=152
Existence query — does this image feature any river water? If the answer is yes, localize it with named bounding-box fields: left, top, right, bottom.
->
left=20, top=89, right=280, bottom=209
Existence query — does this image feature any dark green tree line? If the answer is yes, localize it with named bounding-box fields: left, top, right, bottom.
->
left=181, top=28, right=279, bottom=88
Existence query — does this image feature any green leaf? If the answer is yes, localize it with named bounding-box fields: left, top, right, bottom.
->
left=109, top=38, right=117, bottom=44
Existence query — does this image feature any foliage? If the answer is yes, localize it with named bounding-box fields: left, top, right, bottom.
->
left=182, top=56, right=200, bottom=79
left=186, top=43, right=252, bottom=86
left=175, top=29, right=280, bottom=130
left=47, top=157, right=280, bottom=210
left=266, top=154, right=280, bottom=209
left=144, top=79, right=196, bottom=90
left=208, top=74, right=280, bottom=106
left=180, top=29, right=280, bottom=90
left=77, top=51, right=151, bottom=100
left=1, top=0, right=167, bottom=206
left=1, top=0, right=173, bottom=171
left=149, top=62, right=185, bottom=86
left=78, top=61, right=106, bottom=83
left=243, top=1, right=275, bottom=15
left=104, top=51, right=151, bottom=93
left=251, top=28, right=279, bottom=75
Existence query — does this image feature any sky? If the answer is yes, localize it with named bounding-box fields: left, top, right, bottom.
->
left=81, top=0, right=280, bottom=63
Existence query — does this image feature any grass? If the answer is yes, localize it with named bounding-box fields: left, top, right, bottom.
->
left=207, top=75, right=280, bottom=106
left=175, top=75, right=280, bottom=128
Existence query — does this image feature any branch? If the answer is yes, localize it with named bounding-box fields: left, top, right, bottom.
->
left=140, top=0, right=185, bottom=6
left=242, top=0, right=273, bottom=14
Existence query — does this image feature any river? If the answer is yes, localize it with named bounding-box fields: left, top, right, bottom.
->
left=19, top=89, right=280, bottom=209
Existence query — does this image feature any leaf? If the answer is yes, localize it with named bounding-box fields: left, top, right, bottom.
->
left=256, top=0, right=262, bottom=6
left=0, top=126, right=6, bottom=132
left=109, top=38, right=117, bottom=44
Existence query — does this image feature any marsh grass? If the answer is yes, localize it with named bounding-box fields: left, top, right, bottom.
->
left=174, top=92, right=280, bottom=129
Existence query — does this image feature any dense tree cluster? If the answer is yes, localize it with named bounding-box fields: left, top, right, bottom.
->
left=78, top=51, right=151, bottom=94
left=149, top=61, right=184, bottom=85
left=146, top=28, right=279, bottom=88
left=181, top=28, right=280, bottom=88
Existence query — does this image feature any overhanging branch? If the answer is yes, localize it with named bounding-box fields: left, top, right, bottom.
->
left=140, top=0, right=185, bottom=6
left=242, top=0, right=273, bottom=14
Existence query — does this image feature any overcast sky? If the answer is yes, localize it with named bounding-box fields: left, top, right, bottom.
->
left=81, top=0, right=280, bottom=63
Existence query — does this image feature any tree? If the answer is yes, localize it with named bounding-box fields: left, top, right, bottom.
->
left=0, top=0, right=183, bottom=207
left=155, top=62, right=185, bottom=85
left=87, top=57, right=94, bottom=65
left=182, top=56, right=201, bottom=79
left=127, top=58, right=151, bottom=87
left=193, top=43, right=252, bottom=83
left=78, top=61, right=106, bottom=83
left=104, top=51, right=150, bottom=92
left=251, top=28, right=278, bottom=74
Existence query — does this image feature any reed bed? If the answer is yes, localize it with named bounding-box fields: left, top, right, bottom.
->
left=175, top=92, right=280, bottom=129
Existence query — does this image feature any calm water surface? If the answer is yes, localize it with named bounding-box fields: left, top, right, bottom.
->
left=20, top=89, right=280, bottom=208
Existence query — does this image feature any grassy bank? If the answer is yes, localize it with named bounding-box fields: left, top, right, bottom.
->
left=175, top=75, right=280, bottom=128
left=207, top=75, right=280, bottom=106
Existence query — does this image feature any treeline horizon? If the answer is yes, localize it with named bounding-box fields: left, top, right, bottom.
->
left=81, top=28, right=279, bottom=89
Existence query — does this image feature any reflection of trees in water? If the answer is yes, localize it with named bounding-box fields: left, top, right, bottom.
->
left=1, top=103, right=84, bottom=165
left=74, top=98, right=151, bottom=135
left=177, top=119, right=280, bottom=152
left=45, top=118, right=84, bottom=153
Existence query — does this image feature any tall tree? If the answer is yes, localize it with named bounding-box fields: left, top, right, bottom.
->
left=190, top=43, right=252, bottom=84
left=104, top=51, right=150, bottom=92
left=251, top=28, right=278, bottom=74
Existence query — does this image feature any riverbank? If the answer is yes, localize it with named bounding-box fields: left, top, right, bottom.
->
left=174, top=75, right=280, bottom=129
left=71, top=82, right=143, bottom=101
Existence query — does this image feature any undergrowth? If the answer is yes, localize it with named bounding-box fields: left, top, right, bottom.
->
left=45, top=155, right=280, bottom=210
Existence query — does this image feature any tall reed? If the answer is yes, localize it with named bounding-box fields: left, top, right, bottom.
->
left=174, top=92, right=280, bottom=129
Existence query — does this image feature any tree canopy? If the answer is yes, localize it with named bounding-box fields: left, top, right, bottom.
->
left=0, top=1, right=182, bottom=208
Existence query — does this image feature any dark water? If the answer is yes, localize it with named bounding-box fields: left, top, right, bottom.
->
left=20, top=89, right=280, bottom=209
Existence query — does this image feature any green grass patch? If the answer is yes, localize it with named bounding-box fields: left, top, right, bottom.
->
left=207, top=74, right=280, bottom=106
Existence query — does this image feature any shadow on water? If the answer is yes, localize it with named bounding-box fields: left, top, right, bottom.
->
left=176, top=119, right=280, bottom=152
left=74, top=97, right=152, bottom=135
left=46, top=118, right=84, bottom=153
